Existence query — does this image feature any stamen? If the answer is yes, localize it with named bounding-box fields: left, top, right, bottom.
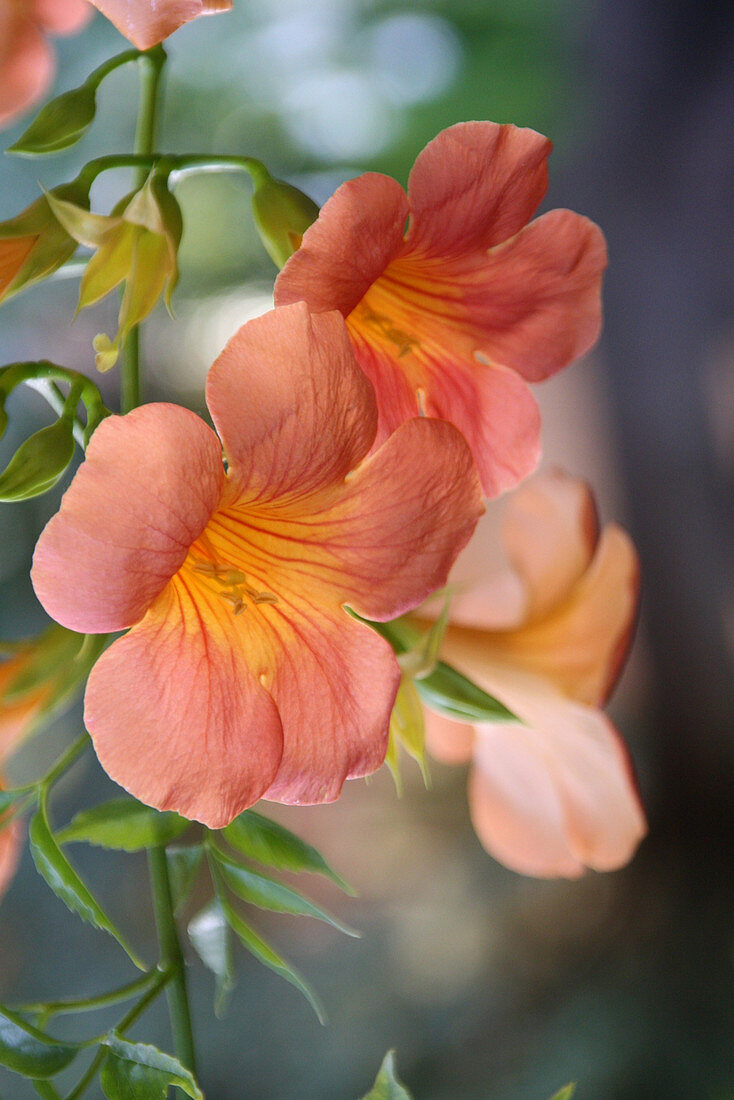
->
left=359, top=305, right=419, bottom=356
left=190, top=554, right=278, bottom=614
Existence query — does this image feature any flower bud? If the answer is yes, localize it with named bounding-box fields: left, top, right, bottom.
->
left=250, top=163, right=319, bottom=269
left=8, top=82, right=97, bottom=156
left=0, top=179, right=90, bottom=304
left=0, top=417, right=75, bottom=501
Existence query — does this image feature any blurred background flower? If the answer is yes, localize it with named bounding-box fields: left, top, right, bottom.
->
left=0, top=1, right=732, bottom=1098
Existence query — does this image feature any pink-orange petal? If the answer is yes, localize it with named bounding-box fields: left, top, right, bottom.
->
left=420, top=352, right=542, bottom=499
left=0, top=18, right=54, bottom=130
left=261, top=608, right=398, bottom=805
left=87, top=0, right=231, bottom=50
left=319, top=417, right=483, bottom=621
left=33, top=0, right=93, bottom=35
left=464, top=209, right=607, bottom=383
left=275, top=173, right=409, bottom=317
left=424, top=710, right=475, bottom=766
left=469, top=724, right=585, bottom=878
left=84, top=578, right=284, bottom=828
left=207, top=304, right=378, bottom=502
left=495, top=525, right=640, bottom=705
left=32, top=404, right=223, bottom=634
left=501, top=468, right=600, bottom=625
left=0, top=808, right=22, bottom=905
left=405, top=122, right=552, bottom=257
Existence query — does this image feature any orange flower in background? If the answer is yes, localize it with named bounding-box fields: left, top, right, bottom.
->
left=88, top=0, right=232, bottom=50
left=276, top=122, right=607, bottom=498
left=32, top=303, right=483, bottom=827
left=0, top=788, right=21, bottom=905
left=420, top=469, right=646, bottom=878
left=0, top=0, right=91, bottom=129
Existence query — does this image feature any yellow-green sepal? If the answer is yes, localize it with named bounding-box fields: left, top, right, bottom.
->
left=249, top=161, right=319, bottom=268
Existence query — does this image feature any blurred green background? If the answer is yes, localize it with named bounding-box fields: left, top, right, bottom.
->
left=1, top=1, right=733, bottom=1097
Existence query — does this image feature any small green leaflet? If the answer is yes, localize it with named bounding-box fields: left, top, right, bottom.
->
left=29, top=803, right=145, bottom=970
left=548, top=1086, right=576, bottom=1100
left=167, top=845, right=204, bottom=912
left=8, top=84, right=98, bottom=156
left=360, top=1051, right=414, bottom=1100
left=222, top=810, right=352, bottom=892
left=99, top=1036, right=203, bottom=1100
left=212, top=846, right=358, bottom=937
left=415, top=661, right=517, bottom=723
left=218, top=894, right=326, bottom=1024
left=56, top=799, right=190, bottom=851
left=188, top=899, right=234, bottom=1018
left=0, top=1006, right=78, bottom=1078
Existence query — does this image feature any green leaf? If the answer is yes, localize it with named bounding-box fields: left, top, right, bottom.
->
left=31, top=1080, right=62, bottom=1098
left=56, top=799, right=190, bottom=851
left=212, top=847, right=358, bottom=937
left=0, top=419, right=75, bottom=501
left=219, top=894, right=326, bottom=1024
left=0, top=1006, right=78, bottom=1078
left=222, top=809, right=352, bottom=892
left=188, top=899, right=234, bottom=1017
left=548, top=1086, right=576, bottom=1100
left=9, top=84, right=97, bottom=155
left=29, top=803, right=145, bottom=970
left=416, top=660, right=517, bottom=723
left=99, top=1036, right=203, bottom=1100
left=167, top=845, right=204, bottom=912
left=360, top=1051, right=414, bottom=1100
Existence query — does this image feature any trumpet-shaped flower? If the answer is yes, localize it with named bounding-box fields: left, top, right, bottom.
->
left=420, top=469, right=646, bottom=878
left=32, top=303, right=483, bottom=828
left=0, top=0, right=91, bottom=129
left=88, top=0, right=232, bottom=50
left=276, top=122, right=607, bottom=498
left=46, top=172, right=182, bottom=372
left=0, top=179, right=90, bottom=305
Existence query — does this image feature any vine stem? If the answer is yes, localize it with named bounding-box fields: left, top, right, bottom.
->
left=120, top=45, right=166, bottom=415
left=148, top=847, right=197, bottom=1081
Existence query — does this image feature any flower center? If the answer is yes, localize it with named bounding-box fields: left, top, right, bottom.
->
left=355, top=303, right=419, bottom=358
left=190, top=556, right=278, bottom=615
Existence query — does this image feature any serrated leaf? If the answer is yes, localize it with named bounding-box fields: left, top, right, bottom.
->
left=99, top=1036, right=202, bottom=1100
left=167, top=845, right=203, bottom=912
left=548, top=1086, right=576, bottom=1100
left=0, top=1006, right=78, bottom=1078
left=212, top=847, right=358, bottom=937
left=188, top=899, right=234, bottom=1017
left=219, top=894, right=325, bottom=1024
left=416, top=661, right=517, bottom=723
left=9, top=84, right=97, bottom=155
left=29, top=804, right=144, bottom=970
left=360, top=1051, right=414, bottom=1100
left=56, top=799, right=189, bottom=851
left=222, top=810, right=351, bottom=892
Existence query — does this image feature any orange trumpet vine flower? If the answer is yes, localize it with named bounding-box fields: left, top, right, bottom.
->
left=32, top=304, right=483, bottom=827
left=88, top=0, right=232, bottom=50
left=420, top=469, right=646, bottom=878
left=276, top=122, right=607, bottom=498
left=0, top=0, right=91, bottom=129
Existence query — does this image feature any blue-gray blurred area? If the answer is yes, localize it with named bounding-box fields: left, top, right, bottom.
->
left=1, top=1, right=733, bottom=1097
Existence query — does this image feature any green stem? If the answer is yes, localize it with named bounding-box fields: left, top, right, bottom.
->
left=120, top=45, right=166, bottom=415
left=18, top=970, right=160, bottom=1022
left=40, top=731, right=90, bottom=791
left=148, top=847, right=197, bottom=1083
left=80, top=152, right=269, bottom=189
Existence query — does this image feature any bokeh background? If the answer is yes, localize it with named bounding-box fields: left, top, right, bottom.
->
left=1, top=1, right=733, bottom=1097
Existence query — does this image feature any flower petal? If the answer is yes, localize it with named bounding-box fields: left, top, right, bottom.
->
left=469, top=724, right=585, bottom=878
left=493, top=525, right=640, bottom=705
left=0, top=797, right=21, bottom=904
left=84, top=577, right=284, bottom=828
left=501, top=468, right=600, bottom=624
left=313, top=417, right=484, bottom=620
left=0, top=18, right=53, bottom=130
left=33, top=0, right=93, bottom=35
left=275, top=173, right=408, bottom=316
left=206, top=303, right=378, bottom=501
left=424, top=710, right=475, bottom=766
left=87, top=0, right=232, bottom=50
left=32, top=404, right=223, bottom=634
left=405, top=121, right=552, bottom=257
left=259, top=607, right=398, bottom=804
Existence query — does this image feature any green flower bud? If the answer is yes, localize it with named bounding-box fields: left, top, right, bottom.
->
left=8, top=83, right=98, bottom=156
left=250, top=163, right=319, bottom=269
left=0, top=417, right=75, bottom=502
